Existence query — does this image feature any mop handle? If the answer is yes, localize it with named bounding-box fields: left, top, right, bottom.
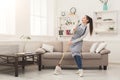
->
left=58, top=51, right=65, bottom=64
left=58, top=43, right=70, bottom=65
left=58, top=45, right=69, bottom=65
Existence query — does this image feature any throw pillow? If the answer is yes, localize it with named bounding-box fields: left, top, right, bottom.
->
left=90, top=42, right=99, bottom=53
left=35, top=48, right=46, bottom=54
left=42, top=44, right=54, bottom=52
left=96, top=42, right=107, bottom=53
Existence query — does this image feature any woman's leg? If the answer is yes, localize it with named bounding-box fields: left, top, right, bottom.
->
left=74, top=55, right=82, bottom=69
left=74, top=55, right=83, bottom=77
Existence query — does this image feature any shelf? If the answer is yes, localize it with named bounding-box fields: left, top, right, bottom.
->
left=93, top=10, right=118, bottom=35
left=95, top=10, right=118, bottom=14
left=95, top=30, right=117, bottom=34
left=58, top=26, right=74, bottom=28
left=58, top=13, right=79, bottom=39
left=59, top=35, right=72, bottom=37
left=94, top=21, right=115, bottom=23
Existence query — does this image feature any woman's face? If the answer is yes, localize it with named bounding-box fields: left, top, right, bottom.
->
left=82, top=16, right=89, bottom=24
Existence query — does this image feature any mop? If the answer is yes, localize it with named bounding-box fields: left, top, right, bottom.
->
left=54, top=51, right=65, bottom=75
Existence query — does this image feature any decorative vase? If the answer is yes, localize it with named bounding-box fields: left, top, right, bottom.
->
left=103, top=3, right=108, bottom=11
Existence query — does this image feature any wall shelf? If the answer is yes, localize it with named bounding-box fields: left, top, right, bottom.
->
left=93, top=10, right=118, bottom=34
left=94, top=21, right=116, bottom=23
left=59, top=35, right=72, bottom=37
left=57, top=13, right=79, bottom=40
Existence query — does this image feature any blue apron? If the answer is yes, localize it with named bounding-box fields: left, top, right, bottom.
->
left=70, top=24, right=87, bottom=57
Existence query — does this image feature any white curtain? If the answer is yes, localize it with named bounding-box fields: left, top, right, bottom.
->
left=31, top=0, right=47, bottom=35
left=0, top=0, right=15, bottom=35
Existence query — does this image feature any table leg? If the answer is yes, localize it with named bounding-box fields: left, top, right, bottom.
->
left=22, top=56, right=25, bottom=72
left=14, top=57, right=18, bottom=77
left=32, top=55, right=35, bottom=63
left=38, top=54, right=41, bottom=71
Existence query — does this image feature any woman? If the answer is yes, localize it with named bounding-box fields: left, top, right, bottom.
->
left=68, top=15, right=93, bottom=77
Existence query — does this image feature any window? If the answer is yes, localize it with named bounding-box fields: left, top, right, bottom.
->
left=30, top=0, right=47, bottom=36
left=0, top=0, right=15, bottom=35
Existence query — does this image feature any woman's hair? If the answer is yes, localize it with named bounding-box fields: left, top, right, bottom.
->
left=85, top=15, right=93, bottom=35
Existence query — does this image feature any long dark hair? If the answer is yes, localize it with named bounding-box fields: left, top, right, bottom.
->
left=86, top=15, right=93, bottom=35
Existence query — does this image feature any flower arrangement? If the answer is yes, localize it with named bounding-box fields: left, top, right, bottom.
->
left=20, top=35, right=31, bottom=40
left=20, top=35, right=31, bottom=52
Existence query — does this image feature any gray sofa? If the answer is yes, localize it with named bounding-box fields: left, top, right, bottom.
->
left=38, top=41, right=110, bottom=70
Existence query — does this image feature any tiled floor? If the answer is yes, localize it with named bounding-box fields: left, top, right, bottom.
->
left=0, top=64, right=120, bottom=80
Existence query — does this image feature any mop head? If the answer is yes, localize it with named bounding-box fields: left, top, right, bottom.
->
left=54, top=65, right=62, bottom=75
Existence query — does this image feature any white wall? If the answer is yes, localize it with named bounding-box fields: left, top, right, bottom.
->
left=56, top=0, right=100, bottom=17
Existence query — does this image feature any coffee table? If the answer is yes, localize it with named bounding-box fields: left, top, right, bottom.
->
left=0, top=52, right=41, bottom=77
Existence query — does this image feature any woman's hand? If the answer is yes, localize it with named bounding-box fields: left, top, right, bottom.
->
left=68, top=41, right=73, bottom=46
left=71, top=27, right=77, bottom=34
left=73, top=27, right=77, bottom=31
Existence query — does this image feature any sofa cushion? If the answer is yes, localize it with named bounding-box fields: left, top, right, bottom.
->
left=82, top=41, right=95, bottom=52
left=63, top=41, right=102, bottom=52
left=25, top=41, right=43, bottom=52
left=82, top=41, right=103, bottom=52
left=63, top=41, right=70, bottom=52
left=43, top=52, right=73, bottom=59
left=43, top=52, right=62, bottom=59
left=63, top=52, right=73, bottom=59
left=43, top=41, right=63, bottom=52
left=0, top=45, right=19, bottom=55
left=82, top=52, right=101, bottom=59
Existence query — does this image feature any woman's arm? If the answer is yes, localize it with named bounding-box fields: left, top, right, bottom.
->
left=72, top=27, right=88, bottom=44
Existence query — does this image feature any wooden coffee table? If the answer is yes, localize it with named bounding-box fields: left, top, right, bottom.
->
left=0, top=53, right=41, bottom=77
